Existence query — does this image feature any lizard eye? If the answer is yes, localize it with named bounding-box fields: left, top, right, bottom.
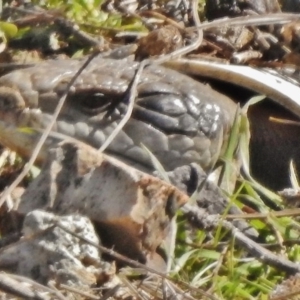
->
left=70, top=91, right=112, bottom=114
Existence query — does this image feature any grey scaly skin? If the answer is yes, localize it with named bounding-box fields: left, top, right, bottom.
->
left=0, top=57, right=259, bottom=240
left=0, top=56, right=236, bottom=173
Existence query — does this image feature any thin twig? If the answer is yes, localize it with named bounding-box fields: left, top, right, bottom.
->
left=60, top=284, right=100, bottom=300
left=0, top=273, right=50, bottom=300
left=6, top=7, right=107, bottom=49
left=47, top=281, right=69, bottom=300
left=99, top=284, right=121, bottom=300
left=54, top=18, right=106, bottom=48
left=194, top=13, right=300, bottom=30
left=271, top=287, right=300, bottom=300
left=0, top=40, right=139, bottom=209
left=151, top=0, right=202, bottom=64
left=0, top=52, right=99, bottom=208
left=206, top=245, right=228, bottom=295
left=225, top=208, right=300, bottom=219
left=98, top=59, right=147, bottom=152
left=182, top=204, right=300, bottom=274
left=140, top=10, right=185, bottom=30
left=55, top=221, right=218, bottom=300
left=4, top=274, right=58, bottom=295
left=98, top=0, right=203, bottom=152
left=0, top=43, right=137, bottom=209
left=118, top=276, right=147, bottom=300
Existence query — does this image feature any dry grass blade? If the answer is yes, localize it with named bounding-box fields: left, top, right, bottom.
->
left=269, top=116, right=300, bottom=126
left=55, top=221, right=219, bottom=300
left=152, top=0, right=203, bottom=64
left=225, top=208, right=300, bottom=220
left=98, top=0, right=203, bottom=152
left=98, top=59, right=146, bottom=153
left=239, top=96, right=283, bottom=206
left=0, top=272, right=65, bottom=300
left=59, top=284, right=100, bottom=300
left=0, top=275, right=45, bottom=300
left=99, top=284, right=121, bottom=300
left=0, top=42, right=140, bottom=209
left=141, top=144, right=170, bottom=184
left=217, top=105, right=241, bottom=194
left=289, top=160, right=300, bottom=189
left=0, top=52, right=99, bottom=208
left=196, top=13, right=300, bottom=30
left=181, top=204, right=300, bottom=274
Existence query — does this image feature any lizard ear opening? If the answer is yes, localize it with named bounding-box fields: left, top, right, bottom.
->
left=0, top=86, right=25, bottom=111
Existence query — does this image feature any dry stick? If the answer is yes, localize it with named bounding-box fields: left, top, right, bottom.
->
left=59, top=284, right=100, bottom=300
left=161, top=279, right=197, bottom=300
left=225, top=208, right=300, bottom=220
left=181, top=204, right=300, bottom=274
left=3, top=273, right=68, bottom=300
left=47, top=282, right=69, bottom=300
left=97, top=13, right=300, bottom=153
left=98, top=59, right=147, bottom=152
left=98, top=0, right=203, bottom=152
left=1, top=13, right=296, bottom=202
left=1, top=5, right=297, bottom=278
left=135, top=277, right=164, bottom=300
left=99, top=284, right=121, bottom=300
left=9, top=7, right=107, bottom=49
left=79, top=12, right=300, bottom=277
left=3, top=6, right=58, bottom=27
left=0, top=52, right=99, bottom=208
left=138, top=276, right=197, bottom=300
left=7, top=274, right=62, bottom=296
left=55, top=221, right=219, bottom=300
left=54, top=18, right=107, bottom=48
left=206, top=245, right=229, bottom=295
left=118, top=276, right=147, bottom=300
left=0, top=273, right=49, bottom=300
left=0, top=43, right=137, bottom=209
left=271, top=288, right=300, bottom=300
left=109, top=2, right=156, bottom=31
left=194, top=12, right=300, bottom=30
left=153, top=0, right=202, bottom=64
left=9, top=7, right=106, bottom=48
left=1, top=0, right=202, bottom=201
left=140, top=10, right=185, bottom=30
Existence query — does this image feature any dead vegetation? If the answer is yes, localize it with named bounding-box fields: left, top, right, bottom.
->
left=0, top=0, right=300, bottom=299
